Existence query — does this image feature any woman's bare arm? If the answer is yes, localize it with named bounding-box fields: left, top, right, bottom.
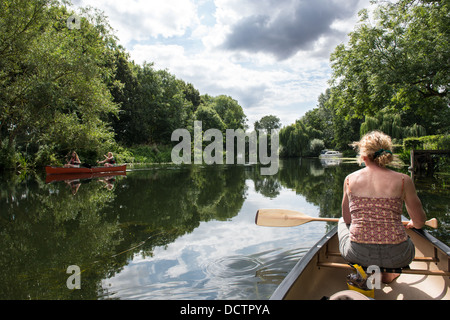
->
left=403, top=175, right=426, bottom=229
left=342, top=179, right=351, bottom=224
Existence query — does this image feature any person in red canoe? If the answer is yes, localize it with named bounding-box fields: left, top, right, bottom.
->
left=64, top=151, right=81, bottom=168
left=97, top=152, right=116, bottom=167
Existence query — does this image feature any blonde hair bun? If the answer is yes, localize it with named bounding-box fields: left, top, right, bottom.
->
left=351, top=131, right=395, bottom=167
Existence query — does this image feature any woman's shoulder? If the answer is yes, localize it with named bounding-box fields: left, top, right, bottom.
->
left=346, top=168, right=407, bottom=182
left=346, top=169, right=365, bottom=180
left=389, top=170, right=410, bottom=181
left=399, top=172, right=414, bottom=187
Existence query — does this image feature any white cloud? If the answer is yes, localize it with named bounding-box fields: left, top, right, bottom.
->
left=73, top=0, right=374, bottom=127
left=130, top=43, right=332, bottom=126
left=74, top=0, right=199, bottom=44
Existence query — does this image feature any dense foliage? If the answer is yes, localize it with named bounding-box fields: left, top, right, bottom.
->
left=281, top=0, right=449, bottom=156
left=0, top=0, right=247, bottom=169
left=1, top=0, right=448, bottom=168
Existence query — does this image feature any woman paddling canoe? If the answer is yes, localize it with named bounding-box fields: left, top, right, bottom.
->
left=339, top=131, right=427, bottom=284
left=97, top=152, right=116, bottom=167
left=64, top=151, right=81, bottom=168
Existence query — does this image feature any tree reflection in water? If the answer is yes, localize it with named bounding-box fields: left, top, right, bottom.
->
left=0, top=159, right=447, bottom=299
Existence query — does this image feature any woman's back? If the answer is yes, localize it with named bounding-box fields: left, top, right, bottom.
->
left=346, top=166, right=407, bottom=245
left=347, top=167, right=405, bottom=199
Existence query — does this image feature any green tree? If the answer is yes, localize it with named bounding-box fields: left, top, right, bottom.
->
left=302, top=89, right=335, bottom=147
left=329, top=0, right=449, bottom=134
left=0, top=0, right=249, bottom=169
left=254, top=115, right=281, bottom=132
left=107, top=50, right=141, bottom=146
left=212, top=95, right=247, bottom=130
left=0, top=1, right=119, bottom=167
left=178, top=80, right=201, bottom=112
left=280, top=120, right=321, bottom=157
left=194, top=105, right=226, bottom=131
left=309, top=139, right=325, bottom=157
left=359, top=109, right=426, bottom=139
left=112, top=62, right=192, bottom=146
left=153, top=69, right=191, bottom=142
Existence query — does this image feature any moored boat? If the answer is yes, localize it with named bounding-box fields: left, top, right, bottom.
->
left=45, top=165, right=127, bottom=175
left=319, top=150, right=343, bottom=158
left=271, top=226, right=450, bottom=300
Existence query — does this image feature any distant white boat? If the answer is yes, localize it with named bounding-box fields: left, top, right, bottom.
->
left=319, top=150, right=343, bottom=159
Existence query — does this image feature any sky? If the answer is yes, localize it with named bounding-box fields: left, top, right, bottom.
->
left=71, top=0, right=373, bottom=128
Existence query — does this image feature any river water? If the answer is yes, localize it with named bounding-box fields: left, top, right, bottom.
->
left=0, top=158, right=448, bottom=299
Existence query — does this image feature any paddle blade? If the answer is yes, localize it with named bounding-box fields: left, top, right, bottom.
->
left=426, top=218, right=438, bottom=229
left=255, top=209, right=314, bottom=227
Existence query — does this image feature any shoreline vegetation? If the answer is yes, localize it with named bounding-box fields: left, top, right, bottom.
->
left=1, top=0, right=448, bottom=175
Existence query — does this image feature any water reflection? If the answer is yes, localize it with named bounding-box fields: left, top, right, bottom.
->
left=0, top=159, right=448, bottom=300
left=320, top=158, right=342, bottom=167
left=0, top=171, right=124, bottom=299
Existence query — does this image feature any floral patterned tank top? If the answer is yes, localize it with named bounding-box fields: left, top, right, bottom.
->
left=348, top=176, right=408, bottom=245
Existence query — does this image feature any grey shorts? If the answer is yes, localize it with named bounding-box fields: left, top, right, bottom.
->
left=338, top=218, right=415, bottom=269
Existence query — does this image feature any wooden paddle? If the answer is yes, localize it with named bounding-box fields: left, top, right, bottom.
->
left=255, top=209, right=438, bottom=229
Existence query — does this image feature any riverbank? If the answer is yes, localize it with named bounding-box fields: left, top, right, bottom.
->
left=114, top=145, right=173, bottom=165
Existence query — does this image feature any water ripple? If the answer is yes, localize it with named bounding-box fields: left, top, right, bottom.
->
left=203, top=255, right=263, bottom=279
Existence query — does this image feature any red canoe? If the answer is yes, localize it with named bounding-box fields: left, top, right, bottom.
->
left=46, top=165, right=127, bottom=175
left=45, top=171, right=127, bottom=183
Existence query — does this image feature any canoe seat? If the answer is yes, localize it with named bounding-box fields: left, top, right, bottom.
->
left=325, top=251, right=439, bottom=263
left=354, top=264, right=410, bottom=274
left=317, top=261, right=450, bottom=277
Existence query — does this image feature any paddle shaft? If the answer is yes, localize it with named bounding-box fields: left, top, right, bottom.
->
left=311, top=217, right=438, bottom=229
left=312, top=217, right=431, bottom=227
left=308, top=217, right=340, bottom=223
left=255, top=209, right=438, bottom=229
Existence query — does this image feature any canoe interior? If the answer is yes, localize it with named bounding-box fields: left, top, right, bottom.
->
left=273, top=227, right=450, bottom=300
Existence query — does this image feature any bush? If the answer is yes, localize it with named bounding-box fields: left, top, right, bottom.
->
left=402, top=135, right=450, bottom=171
left=115, top=145, right=173, bottom=164
left=113, top=147, right=135, bottom=164
left=0, top=140, right=17, bottom=170
left=0, top=139, right=30, bottom=170
left=309, top=139, right=325, bottom=157
left=35, top=145, right=60, bottom=167
left=403, top=135, right=450, bottom=151
left=398, top=150, right=411, bottom=164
